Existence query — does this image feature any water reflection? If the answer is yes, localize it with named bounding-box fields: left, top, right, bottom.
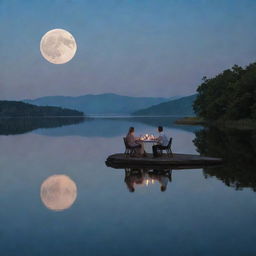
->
left=124, top=168, right=172, bottom=192
left=35, top=116, right=201, bottom=137
left=40, top=175, right=77, bottom=211
left=1, top=117, right=256, bottom=255
left=194, top=127, right=256, bottom=191
left=0, top=117, right=85, bottom=135
left=0, top=116, right=201, bottom=137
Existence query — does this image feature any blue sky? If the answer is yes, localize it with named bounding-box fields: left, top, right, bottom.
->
left=0, top=0, right=256, bottom=99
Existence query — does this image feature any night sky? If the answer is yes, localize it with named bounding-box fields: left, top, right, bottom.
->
left=1, top=0, right=256, bottom=99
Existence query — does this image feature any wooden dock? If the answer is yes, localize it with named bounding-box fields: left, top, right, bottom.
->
left=106, top=153, right=222, bottom=169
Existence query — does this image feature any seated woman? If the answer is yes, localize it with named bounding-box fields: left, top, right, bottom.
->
left=126, top=127, right=146, bottom=156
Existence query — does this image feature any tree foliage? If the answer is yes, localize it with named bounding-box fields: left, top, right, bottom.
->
left=193, top=62, right=256, bottom=121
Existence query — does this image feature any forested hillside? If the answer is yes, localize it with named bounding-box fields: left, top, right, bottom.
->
left=193, top=63, right=256, bottom=121
left=0, top=101, right=84, bottom=117
left=132, top=95, right=196, bottom=116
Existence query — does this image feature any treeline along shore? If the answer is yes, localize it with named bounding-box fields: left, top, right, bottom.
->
left=0, top=101, right=84, bottom=117
left=176, top=61, right=256, bottom=129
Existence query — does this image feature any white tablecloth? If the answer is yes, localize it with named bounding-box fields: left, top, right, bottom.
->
left=141, top=140, right=157, bottom=153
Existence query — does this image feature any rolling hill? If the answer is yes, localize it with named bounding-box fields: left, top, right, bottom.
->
left=132, top=94, right=197, bottom=116
left=23, top=93, right=175, bottom=115
left=0, top=101, right=84, bottom=117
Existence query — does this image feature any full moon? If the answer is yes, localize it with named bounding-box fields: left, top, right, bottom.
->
left=40, top=29, right=77, bottom=64
left=40, top=175, right=77, bottom=211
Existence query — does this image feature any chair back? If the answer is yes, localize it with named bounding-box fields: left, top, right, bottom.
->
left=123, top=137, right=129, bottom=149
left=167, top=137, right=172, bottom=148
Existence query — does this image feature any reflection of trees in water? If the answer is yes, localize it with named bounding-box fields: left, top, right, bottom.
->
left=193, top=127, right=256, bottom=191
left=124, top=168, right=172, bottom=192
left=0, top=117, right=85, bottom=135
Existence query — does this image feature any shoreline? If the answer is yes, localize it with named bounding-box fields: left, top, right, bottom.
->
left=175, top=117, right=256, bottom=130
left=174, top=117, right=205, bottom=125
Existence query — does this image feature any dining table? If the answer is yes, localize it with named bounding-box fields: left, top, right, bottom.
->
left=140, top=139, right=157, bottom=153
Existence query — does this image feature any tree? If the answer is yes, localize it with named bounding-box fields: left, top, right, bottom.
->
left=193, top=62, right=256, bottom=121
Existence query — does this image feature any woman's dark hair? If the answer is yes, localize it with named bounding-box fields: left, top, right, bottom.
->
left=158, top=126, right=163, bottom=132
left=128, top=127, right=135, bottom=134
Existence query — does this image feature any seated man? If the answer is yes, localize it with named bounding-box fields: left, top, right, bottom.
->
left=152, top=126, right=169, bottom=157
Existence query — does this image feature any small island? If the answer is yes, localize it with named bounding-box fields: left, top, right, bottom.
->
left=0, top=100, right=84, bottom=117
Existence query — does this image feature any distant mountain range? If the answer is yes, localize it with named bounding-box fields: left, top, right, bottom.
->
left=132, top=94, right=197, bottom=116
left=0, top=93, right=196, bottom=118
left=23, top=93, right=178, bottom=115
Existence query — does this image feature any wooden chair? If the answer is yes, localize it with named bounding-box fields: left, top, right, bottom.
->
left=159, top=137, right=173, bottom=157
left=123, top=137, right=136, bottom=157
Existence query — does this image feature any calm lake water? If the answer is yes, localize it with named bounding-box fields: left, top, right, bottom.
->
left=0, top=117, right=256, bottom=256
